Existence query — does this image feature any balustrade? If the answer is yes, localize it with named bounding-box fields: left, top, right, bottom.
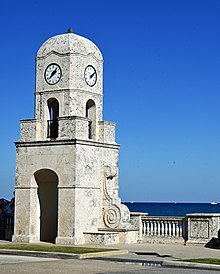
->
left=141, top=216, right=187, bottom=242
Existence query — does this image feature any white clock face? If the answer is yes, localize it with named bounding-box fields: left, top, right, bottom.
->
left=45, top=63, right=62, bottom=85
left=84, top=65, right=97, bottom=87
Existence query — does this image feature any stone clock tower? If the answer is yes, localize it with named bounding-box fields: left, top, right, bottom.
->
left=13, top=30, right=138, bottom=245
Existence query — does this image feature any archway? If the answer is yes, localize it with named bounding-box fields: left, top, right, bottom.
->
left=34, top=169, right=58, bottom=243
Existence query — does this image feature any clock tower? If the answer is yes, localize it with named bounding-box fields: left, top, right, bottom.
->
left=13, top=30, right=138, bottom=245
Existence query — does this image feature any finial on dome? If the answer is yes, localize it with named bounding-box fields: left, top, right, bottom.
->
left=67, top=28, right=73, bottom=33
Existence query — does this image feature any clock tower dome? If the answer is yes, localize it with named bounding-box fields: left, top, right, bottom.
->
left=13, top=30, right=138, bottom=245
left=34, top=28, right=103, bottom=141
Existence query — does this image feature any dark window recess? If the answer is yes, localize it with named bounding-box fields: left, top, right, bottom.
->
left=47, top=98, right=59, bottom=139
left=88, top=121, right=92, bottom=139
left=47, top=119, right=58, bottom=139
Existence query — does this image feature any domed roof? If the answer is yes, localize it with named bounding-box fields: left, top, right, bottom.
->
left=37, top=31, right=103, bottom=61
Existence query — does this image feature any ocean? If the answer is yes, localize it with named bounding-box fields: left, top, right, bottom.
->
left=123, top=202, right=220, bottom=217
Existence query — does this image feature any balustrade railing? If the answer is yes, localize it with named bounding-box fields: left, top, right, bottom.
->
left=141, top=216, right=187, bottom=243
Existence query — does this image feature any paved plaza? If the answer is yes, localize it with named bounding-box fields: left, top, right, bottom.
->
left=0, top=254, right=219, bottom=274
left=0, top=241, right=220, bottom=273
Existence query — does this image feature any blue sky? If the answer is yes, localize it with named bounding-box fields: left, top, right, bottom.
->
left=1, top=0, right=220, bottom=202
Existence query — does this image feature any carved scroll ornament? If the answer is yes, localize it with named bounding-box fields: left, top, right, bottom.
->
left=103, top=165, right=121, bottom=228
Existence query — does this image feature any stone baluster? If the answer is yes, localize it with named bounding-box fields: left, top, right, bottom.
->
left=176, top=221, right=180, bottom=237
left=157, top=222, right=161, bottom=236
left=168, top=222, right=172, bottom=237
left=146, top=221, right=150, bottom=236
left=165, top=221, right=168, bottom=237
left=149, top=221, right=152, bottom=235
left=143, top=220, right=146, bottom=236
left=179, top=220, right=183, bottom=237
left=150, top=221, right=154, bottom=236
left=165, top=221, right=168, bottom=236
left=172, top=221, right=176, bottom=237
left=154, top=221, right=157, bottom=236
left=161, top=221, right=164, bottom=237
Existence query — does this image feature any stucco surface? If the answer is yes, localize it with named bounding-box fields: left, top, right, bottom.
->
left=37, top=33, right=103, bottom=61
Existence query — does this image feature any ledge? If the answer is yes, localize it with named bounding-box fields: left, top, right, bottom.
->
left=15, top=139, right=120, bottom=149
left=130, top=212, right=148, bottom=216
left=187, top=213, right=220, bottom=217
left=98, top=228, right=138, bottom=232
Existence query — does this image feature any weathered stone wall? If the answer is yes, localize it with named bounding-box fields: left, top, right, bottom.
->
left=187, top=213, right=220, bottom=245
left=13, top=138, right=124, bottom=244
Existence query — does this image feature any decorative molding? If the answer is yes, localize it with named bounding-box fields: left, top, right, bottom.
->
left=36, top=51, right=103, bottom=63
left=15, top=139, right=120, bottom=149
left=103, top=205, right=121, bottom=229
left=103, top=165, right=121, bottom=228
left=35, top=88, right=103, bottom=97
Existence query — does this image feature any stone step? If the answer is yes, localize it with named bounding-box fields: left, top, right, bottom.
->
left=84, top=229, right=139, bottom=245
left=84, top=232, right=120, bottom=245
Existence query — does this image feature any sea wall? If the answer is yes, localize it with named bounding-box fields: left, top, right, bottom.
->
left=140, top=213, right=220, bottom=246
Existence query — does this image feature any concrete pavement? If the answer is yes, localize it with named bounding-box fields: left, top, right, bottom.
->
left=84, top=242, right=220, bottom=271
left=1, top=256, right=220, bottom=274
left=0, top=241, right=220, bottom=271
left=95, top=242, right=220, bottom=260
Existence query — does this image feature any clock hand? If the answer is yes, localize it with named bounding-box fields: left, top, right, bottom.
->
left=90, top=72, right=95, bottom=79
left=49, top=68, right=58, bottom=79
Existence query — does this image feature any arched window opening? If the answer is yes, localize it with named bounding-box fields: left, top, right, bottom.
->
left=47, top=98, right=59, bottom=139
left=86, top=99, right=96, bottom=139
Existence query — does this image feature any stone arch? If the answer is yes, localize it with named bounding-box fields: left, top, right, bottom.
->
left=86, top=99, right=96, bottom=139
left=34, top=168, right=58, bottom=243
left=47, top=98, right=59, bottom=139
